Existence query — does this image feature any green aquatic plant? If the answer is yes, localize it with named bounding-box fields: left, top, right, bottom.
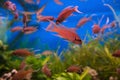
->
left=0, top=33, right=120, bottom=80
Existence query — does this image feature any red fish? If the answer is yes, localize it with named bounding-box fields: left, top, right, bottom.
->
left=46, top=21, right=82, bottom=44
left=11, top=49, right=33, bottom=57
left=42, top=64, right=51, bottom=77
left=76, top=17, right=91, bottom=28
left=4, top=1, right=16, bottom=12
left=24, top=0, right=35, bottom=4
left=11, top=26, right=23, bottom=32
left=22, top=26, right=38, bottom=34
left=56, top=6, right=82, bottom=24
left=54, top=0, right=63, bottom=5
left=92, top=24, right=101, bottom=34
left=12, top=69, right=33, bottom=80
left=37, top=16, right=54, bottom=22
left=66, top=65, right=83, bottom=74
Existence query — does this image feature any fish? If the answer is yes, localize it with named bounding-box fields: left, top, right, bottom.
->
left=41, top=64, right=51, bottom=77
left=54, top=0, right=63, bottom=5
left=112, top=50, right=120, bottom=57
left=66, top=65, right=83, bottom=74
left=56, top=6, right=82, bottom=24
left=22, top=26, right=38, bottom=34
left=24, top=0, right=35, bottom=4
left=92, top=24, right=101, bottom=34
left=4, top=1, right=16, bottom=12
left=11, top=26, right=23, bottom=32
left=37, top=16, right=54, bottom=22
left=76, top=17, right=92, bottom=28
left=12, top=69, right=33, bottom=80
left=11, top=49, right=33, bottom=57
left=46, top=21, right=82, bottom=44
left=41, top=50, right=53, bottom=56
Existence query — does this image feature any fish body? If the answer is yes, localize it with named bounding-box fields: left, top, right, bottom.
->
left=42, top=64, right=51, bottom=77
left=66, top=65, right=83, bottom=74
left=37, top=16, right=54, bottom=22
left=12, top=49, right=33, bottom=57
left=76, top=17, right=91, bottom=28
left=12, top=69, right=33, bottom=80
left=22, top=26, right=38, bottom=34
left=92, top=24, right=101, bottom=34
left=56, top=6, right=82, bottom=24
left=54, top=0, right=63, bottom=5
left=46, top=21, right=82, bottom=44
left=11, top=26, right=23, bottom=32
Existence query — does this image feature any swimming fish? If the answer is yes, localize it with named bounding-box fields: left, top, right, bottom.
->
left=37, top=16, right=54, bottom=22
left=92, top=24, right=101, bottom=34
left=41, top=50, right=53, bottom=56
left=4, top=1, right=16, bottom=12
left=22, top=26, right=38, bottom=34
left=56, top=6, right=82, bottom=24
left=46, top=21, right=82, bottom=44
left=66, top=65, right=83, bottom=74
left=12, top=69, right=33, bottom=80
left=54, top=0, right=63, bottom=5
left=76, top=17, right=92, bottom=28
left=11, top=49, right=33, bottom=57
left=41, top=64, right=51, bottom=77
left=11, top=26, right=23, bottom=32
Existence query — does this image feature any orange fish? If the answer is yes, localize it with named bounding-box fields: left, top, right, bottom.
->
left=46, top=21, right=82, bottom=44
left=76, top=17, right=91, bottom=28
left=22, top=26, right=38, bottom=34
left=54, top=0, right=63, bottom=5
left=92, top=24, right=101, bottom=34
left=11, top=26, right=23, bottom=32
left=66, top=65, right=83, bottom=74
left=42, top=64, right=51, bottom=77
left=12, top=69, right=33, bottom=80
left=11, top=49, right=33, bottom=57
left=37, top=16, right=54, bottom=22
left=56, top=6, right=82, bottom=24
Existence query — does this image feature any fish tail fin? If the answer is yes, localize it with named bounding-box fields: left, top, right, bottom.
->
left=74, top=6, right=83, bottom=13
left=46, top=21, right=57, bottom=32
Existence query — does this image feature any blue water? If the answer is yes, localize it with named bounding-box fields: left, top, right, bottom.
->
left=0, top=0, right=120, bottom=54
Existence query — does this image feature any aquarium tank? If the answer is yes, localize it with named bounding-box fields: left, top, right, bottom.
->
left=0, top=0, right=120, bottom=80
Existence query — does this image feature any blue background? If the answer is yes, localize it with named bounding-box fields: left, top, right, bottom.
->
left=0, top=0, right=120, bottom=54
